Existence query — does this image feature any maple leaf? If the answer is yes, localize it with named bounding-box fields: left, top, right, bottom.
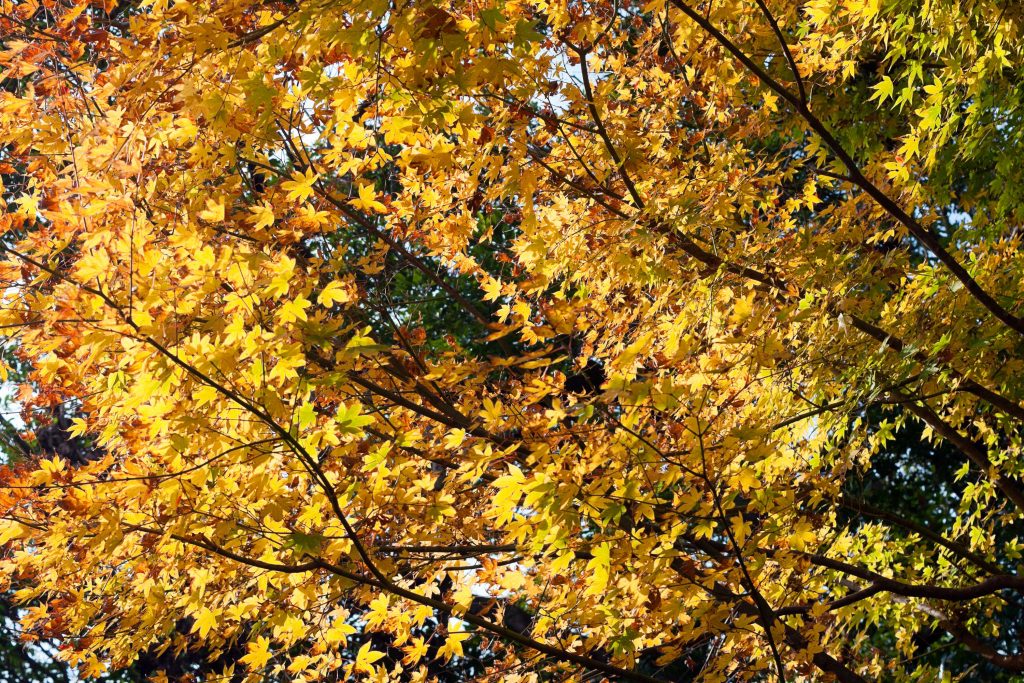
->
left=353, top=642, right=385, bottom=674
left=249, top=201, right=275, bottom=228
left=13, top=193, right=40, bottom=216
left=438, top=627, right=473, bottom=661
left=316, top=280, right=350, bottom=307
left=584, top=542, right=611, bottom=597
left=788, top=521, right=818, bottom=552
left=277, top=295, right=311, bottom=324
left=197, top=198, right=225, bottom=223
left=190, top=607, right=219, bottom=639
left=870, top=76, right=895, bottom=103
left=350, top=182, right=387, bottom=213
left=732, top=467, right=759, bottom=492
left=403, top=636, right=429, bottom=665
left=285, top=531, right=326, bottom=554
left=281, top=168, right=319, bottom=203
left=239, top=636, right=273, bottom=669
left=325, top=620, right=357, bottom=647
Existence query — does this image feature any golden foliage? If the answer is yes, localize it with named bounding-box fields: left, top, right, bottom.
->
left=1, top=0, right=1024, bottom=680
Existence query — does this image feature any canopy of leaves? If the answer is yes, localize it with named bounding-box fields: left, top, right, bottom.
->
left=1, top=0, right=1024, bottom=681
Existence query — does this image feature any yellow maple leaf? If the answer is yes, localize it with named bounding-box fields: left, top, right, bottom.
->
left=248, top=201, right=275, bottom=228
left=239, top=636, right=272, bottom=669
left=13, top=193, right=40, bottom=216
left=324, top=620, right=357, bottom=647
left=583, top=542, right=611, bottom=597
left=316, top=280, right=351, bottom=307
left=190, top=607, right=219, bottom=638
left=281, top=168, right=319, bottom=203
left=277, top=295, right=311, bottom=324
left=350, top=181, right=387, bottom=213
left=197, top=197, right=225, bottom=223
left=732, top=467, right=759, bottom=492
left=403, top=636, right=429, bottom=665
left=490, top=464, right=526, bottom=525
left=354, top=641, right=385, bottom=674
left=788, top=521, right=817, bottom=551
left=438, top=627, right=472, bottom=661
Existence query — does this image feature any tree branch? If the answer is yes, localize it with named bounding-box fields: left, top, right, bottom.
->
left=668, top=0, right=1024, bottom=337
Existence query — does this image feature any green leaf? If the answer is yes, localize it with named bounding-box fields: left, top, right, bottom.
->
left=480, top=8, right=503, bottom=30
left=286, top=532, right=327, bottom=554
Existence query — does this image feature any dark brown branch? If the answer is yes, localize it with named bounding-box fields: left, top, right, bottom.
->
left=308, top=557, right=670, bottom=683
left=891, top=388, right=1024, bottom=512
left=668, top=0, right=1024, bottom=337
left=377, top=543, right=518, bottom=555
left=647, top=226, right=1024, bottom=425
left=840, top=494, right=1005, bottom=576
left=570, top=43, right=646, bottom=209
left=775, top=583, right=885, bottom=616
left=806, top=553, right=1024, bottom=601
left=914, top=602, right=1024, bottom=671
left=752, top=0, right=807, bottom=105
left=0, top=412, right=34, bottom=458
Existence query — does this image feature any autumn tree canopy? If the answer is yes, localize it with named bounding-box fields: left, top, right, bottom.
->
left=2, top=0, right=1024, bottom=680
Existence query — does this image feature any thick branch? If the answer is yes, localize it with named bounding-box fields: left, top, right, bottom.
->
left=840, top=494, right=1005, bottom=576
left=891, top=388, right=1024, bottom=512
